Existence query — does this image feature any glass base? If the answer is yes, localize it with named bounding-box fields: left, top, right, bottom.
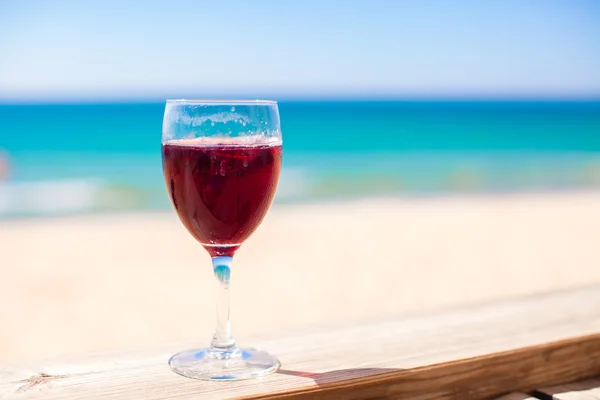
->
left=169, top=347, right=280, bottom=381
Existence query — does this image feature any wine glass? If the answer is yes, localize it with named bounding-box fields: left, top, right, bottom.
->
left=162, top=100, right=282, bottom=380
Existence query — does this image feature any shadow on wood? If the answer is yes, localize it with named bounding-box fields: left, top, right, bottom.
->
left=278, top=367, right=401, bottom=386
left=533, top=378, right=600, bottom=400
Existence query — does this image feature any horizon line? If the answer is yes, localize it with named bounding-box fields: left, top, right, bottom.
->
left=2, top=95, right=600, bottom=105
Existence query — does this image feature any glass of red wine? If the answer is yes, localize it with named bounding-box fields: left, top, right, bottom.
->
left=162, top=100, right=282, bottom=380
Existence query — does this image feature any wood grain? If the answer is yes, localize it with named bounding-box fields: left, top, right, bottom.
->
left=534, top=378, right=600, bottom=399
left=0, top=366, right=37, bottom=395
left=2, top=286, right=600, bottom=399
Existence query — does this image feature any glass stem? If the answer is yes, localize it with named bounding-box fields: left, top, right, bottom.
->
left=210, top=256, right=236, bottom=352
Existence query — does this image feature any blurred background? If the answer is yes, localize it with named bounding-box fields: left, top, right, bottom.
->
left=0, top=0, right=599, bottom=365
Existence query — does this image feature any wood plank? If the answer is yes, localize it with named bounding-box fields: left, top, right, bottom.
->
left=534, top=378, right=600, bottom=399
left=2, top=286, right=600, bottom=400
left=495, top=393, right=538, bottom=400
left=0, top=366, right=39, bottom=395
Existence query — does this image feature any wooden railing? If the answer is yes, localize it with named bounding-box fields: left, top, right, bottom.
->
left=2, top=285, right=600, bottom=399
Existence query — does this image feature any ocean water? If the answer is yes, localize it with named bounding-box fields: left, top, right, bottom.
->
left=0, top=101, right=599, bottom=217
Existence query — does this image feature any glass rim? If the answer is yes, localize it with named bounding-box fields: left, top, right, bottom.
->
left=166, top=99, right=277, bottom=105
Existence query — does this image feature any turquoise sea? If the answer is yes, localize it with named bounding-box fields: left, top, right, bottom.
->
left=0, top=101, right=599, bottom=217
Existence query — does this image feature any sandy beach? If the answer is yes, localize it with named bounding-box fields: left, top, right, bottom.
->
left=1, top=191, right=600, bottom=365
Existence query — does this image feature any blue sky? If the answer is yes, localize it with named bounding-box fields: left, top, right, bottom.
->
left=1, top=0, right=599, bottom=101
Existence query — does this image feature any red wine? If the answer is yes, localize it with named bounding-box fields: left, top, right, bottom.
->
left=162, top=139, right=282, bottom=257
